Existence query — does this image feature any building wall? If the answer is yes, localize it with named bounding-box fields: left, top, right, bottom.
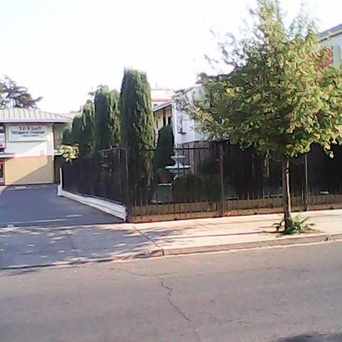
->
left=3, top=123, right=56, bottom=185
left=172, top=88, right=207, bottom=147
left=5, top=155, right=54, bottom=185
left=321, top=33, right=342, bottom=66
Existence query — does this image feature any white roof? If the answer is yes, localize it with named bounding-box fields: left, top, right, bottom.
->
left=320, top=24, right=342, bottom=41
left=153, top=101, right=173, bottom=112
left=151, top=88, right=174, bottom=107
left=0, top=108, right=72, bottom=123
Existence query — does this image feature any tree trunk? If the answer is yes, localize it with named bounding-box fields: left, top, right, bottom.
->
left=219, top=143, right=225, bottom=217
left=282, top=158, right=292, bottom=231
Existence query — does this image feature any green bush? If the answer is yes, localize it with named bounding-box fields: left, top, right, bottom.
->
left=199, top=158, right=218, bottom=176
left=172, top=173, right=221, bottom=202
left=201, top=175, right=221, bottom=202
left=275, top=215, right=315, bottom=235
left=172, top=174, right=203, bottom=202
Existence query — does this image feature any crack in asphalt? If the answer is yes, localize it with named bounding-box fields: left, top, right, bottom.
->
left=160, top=279, right=202, bottom=342
left=160, top=280, right=191, bottom=322
left=110, top=266, right=202, bottom=341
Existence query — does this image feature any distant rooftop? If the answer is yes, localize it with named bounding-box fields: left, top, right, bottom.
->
left=151, top=88, right=174, bottom=107
left=319, top=23, right=342, bottom=40
left=153, top=101, right=172, bottom=112
left=0, top=108, right=72, bottom=123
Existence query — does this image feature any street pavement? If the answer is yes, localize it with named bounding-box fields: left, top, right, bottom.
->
left=2, top=243, right=342, bottom=341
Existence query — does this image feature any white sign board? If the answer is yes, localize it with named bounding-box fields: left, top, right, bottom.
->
left=9, top=125, right=49, bottom=142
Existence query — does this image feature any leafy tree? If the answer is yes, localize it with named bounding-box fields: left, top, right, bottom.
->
left=120, top=69, right=156, bottom=189
left=94, top=86, right=120, bottom=151
left=0, top=76, right=42, bottom=108
left=57, top=144, right=79, bottom=162
left=185, top=0, right=342, bottom=231
left=154, top=124, right=174, bottom=170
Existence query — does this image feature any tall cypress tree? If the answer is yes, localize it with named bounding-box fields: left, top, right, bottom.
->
left=71, top=115, right=83, bottom=145
left=119, top=69, right=156, bottom=189
left=154, top=124, right=175, bottom=170
left=79, top=99, right=95, bottom=156
left=94, top=86, right=120, bottom=152
left=65, top=99, right=95, bottom=157
left=62, top=128, right=73, bottom=145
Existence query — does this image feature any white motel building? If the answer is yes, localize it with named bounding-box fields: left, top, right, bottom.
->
left=0, top=108, right=71, bottom=186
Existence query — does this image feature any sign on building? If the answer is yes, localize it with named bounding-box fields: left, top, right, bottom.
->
left=8, top=125, right=48, bottom=142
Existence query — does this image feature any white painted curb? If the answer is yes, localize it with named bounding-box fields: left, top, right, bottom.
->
left=58, top=189, right=127, bottom=221
left=57, top=168, right=127, bottom=221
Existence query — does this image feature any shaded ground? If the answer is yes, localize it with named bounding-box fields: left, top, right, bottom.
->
left=0, top=184, right=121, bottom=227
left=2, top=243, right=342, bottom=341
left=0, top=185, right=150, bottom=268
left=0, top=225, right=154, bottom=268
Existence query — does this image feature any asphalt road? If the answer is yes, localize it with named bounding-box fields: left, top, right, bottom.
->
left=0, top=185, right=121, bottom=227
left=2, top=243, right=342, bottom=341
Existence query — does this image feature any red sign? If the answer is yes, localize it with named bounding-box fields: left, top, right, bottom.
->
left=320, top=47, right=334, bottom=69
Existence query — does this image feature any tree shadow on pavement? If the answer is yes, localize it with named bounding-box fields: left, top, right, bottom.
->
left=0, top=224, right=157, bottom=271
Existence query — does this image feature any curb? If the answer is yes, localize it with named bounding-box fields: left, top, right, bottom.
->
left=58, top=189, right=127, bottom=221
left=2, top=233, right=342, bottom=271
left=162, top=233, right=342, bottom=256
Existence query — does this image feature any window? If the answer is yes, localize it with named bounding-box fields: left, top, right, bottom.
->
left=333, top=45, right=342, bottom=65
left=177, top=115, right=185, bottom=134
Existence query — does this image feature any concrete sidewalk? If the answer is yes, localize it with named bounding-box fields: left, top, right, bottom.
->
left=133, top=209, right=342, bottom=255
left=1, top=209, right=342, bottom=269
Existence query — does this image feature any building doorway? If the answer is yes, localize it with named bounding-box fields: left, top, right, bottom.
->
left=0, top=161, right=4, bottom=185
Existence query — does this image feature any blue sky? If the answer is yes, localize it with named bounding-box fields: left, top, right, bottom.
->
left=0, top=0, right=341, bottom=113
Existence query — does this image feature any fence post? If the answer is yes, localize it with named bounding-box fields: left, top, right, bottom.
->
left=219, top=142, right=225, bottom=216
left=124, top=147, right=132, bottom=222
left=57, top=167, right=63, bottom=196
left=303, top=153, right=309, bottom=211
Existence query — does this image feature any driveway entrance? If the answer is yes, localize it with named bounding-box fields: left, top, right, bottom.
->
left=0, top=184, right=121, bottom=228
